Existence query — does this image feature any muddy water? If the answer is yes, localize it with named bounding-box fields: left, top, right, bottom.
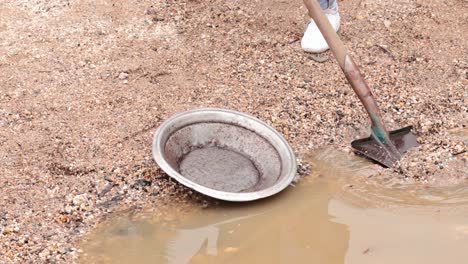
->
left=81, top=148, right=468, bottom=264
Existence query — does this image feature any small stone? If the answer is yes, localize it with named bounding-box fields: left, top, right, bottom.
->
left=57, top=214, right=71, bottom=223
left=39, top=248, right=50, bottom=259
left=134, top=179, right=152, bottom=187
left=384, top=20, right=391, bottom=28
left=2, top=227, right=12, bottom=235
left=118, top=72, right=129, bottom=80
left=145, top=9, right=157, bottom=15
left=356, top=15, right=365, bottom=20
left=65, top=205, right=73, bottom=214
left=72, top=193, right=90, bottom=208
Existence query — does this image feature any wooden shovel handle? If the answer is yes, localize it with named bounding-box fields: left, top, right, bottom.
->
left=304, top=0, right=391, bottom=142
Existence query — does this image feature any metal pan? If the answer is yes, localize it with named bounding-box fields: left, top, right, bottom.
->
left=152, top=108, right=297, bottom=202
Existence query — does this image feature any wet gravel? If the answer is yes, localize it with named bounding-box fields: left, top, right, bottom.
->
left=0, top=0, right=466, bottom=262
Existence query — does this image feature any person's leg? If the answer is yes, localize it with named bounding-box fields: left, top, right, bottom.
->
left=318, top=0, right=330, bottom=10
left=323, top=0, right=338, bottom=12
left=310, top=0, right=338, bottom=12
left=301, top=0, right=340, bottom=53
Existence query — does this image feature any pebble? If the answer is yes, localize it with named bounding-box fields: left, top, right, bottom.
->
left=384, top=20, right=391, bottom=28
left=1, top=0, right=466, bottom=263
left=118, top=72, right=129, bottom=80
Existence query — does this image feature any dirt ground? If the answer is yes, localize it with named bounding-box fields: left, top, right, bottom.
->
left=0, top=0, right=466, bottom=262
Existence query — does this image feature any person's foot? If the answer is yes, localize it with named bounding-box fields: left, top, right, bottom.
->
left=301, top=9, right=340, bottom=53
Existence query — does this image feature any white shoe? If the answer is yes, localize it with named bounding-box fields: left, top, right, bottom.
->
left=301, top=9, right=340, bottom=53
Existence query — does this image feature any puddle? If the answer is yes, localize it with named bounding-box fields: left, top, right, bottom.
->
left=81, top=148, right=468, bottom=264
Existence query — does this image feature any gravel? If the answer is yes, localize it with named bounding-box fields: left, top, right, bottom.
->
left=0, top=0, right=466, bottom=262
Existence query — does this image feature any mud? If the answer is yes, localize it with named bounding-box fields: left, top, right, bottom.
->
left=0, top=0, right=466, bottom=261
left=180, top=147, right=260, bottom=192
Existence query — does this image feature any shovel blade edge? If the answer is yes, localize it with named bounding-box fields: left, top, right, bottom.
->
left=351, top=126, right=419, bottom=168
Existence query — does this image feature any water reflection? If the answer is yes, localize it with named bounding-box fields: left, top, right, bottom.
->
left=166, top=214, right=260, bottom=263
left=82, top=178, right=349, bottom=263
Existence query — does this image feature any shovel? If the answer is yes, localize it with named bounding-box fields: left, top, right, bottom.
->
left=304, top=0, right=419, bottom=167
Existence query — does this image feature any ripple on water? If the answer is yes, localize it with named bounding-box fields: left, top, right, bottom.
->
left=308, top=147, right=468, bottom=208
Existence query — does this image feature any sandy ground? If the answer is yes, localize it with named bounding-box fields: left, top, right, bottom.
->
left=0, top=0, right=467, bottom=262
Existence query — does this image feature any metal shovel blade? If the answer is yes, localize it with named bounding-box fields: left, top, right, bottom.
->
left=351, top=126, right=419, bottom=168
